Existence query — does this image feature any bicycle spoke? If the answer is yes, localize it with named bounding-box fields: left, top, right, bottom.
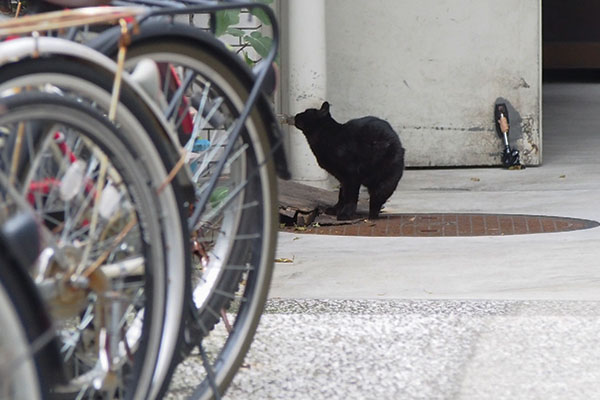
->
left=8, top=122, right=25, bottom=186
left=165, top=69, right=196, bottom=121
left=192, top=126, right=231, bottom=183
left=75, top=152, right=108, bottom=276
left=223, top=264, right=253, bottom=272
left=184, top=82, right=211, bottom=152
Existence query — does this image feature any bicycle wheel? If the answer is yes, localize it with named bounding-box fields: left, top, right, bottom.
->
left=0, top=91, right=178, bottom=400
left=0, top=265, right=48, bottom=400
left=121, top=32, right=278, bottom=399
left=0, top=53, right=191, bottom=399
left=0, top=215, right=59, bottom=400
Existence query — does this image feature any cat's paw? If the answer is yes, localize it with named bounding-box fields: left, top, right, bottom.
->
left=368, top=212, right=381, bottom=220
left=336, top=213, right=355, bottom=221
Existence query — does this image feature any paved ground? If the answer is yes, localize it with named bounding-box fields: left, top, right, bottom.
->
left=224, top=299, right=600, bottom=400
left=270, top=83, right=600, bottom=301
left=168, top=83, right=600, bottom=399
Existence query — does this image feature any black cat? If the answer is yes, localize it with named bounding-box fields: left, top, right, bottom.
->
left=294, top=101, right=405, bottom=220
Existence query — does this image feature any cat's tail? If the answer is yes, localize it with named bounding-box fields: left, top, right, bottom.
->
left=395, top=147, right=406, bottom=175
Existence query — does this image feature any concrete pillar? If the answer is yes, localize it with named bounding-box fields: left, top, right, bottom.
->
left=287, top=0, right=330, bottom=187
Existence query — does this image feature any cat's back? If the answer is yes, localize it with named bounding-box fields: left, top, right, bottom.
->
left=344, top=116, right=402, bottom=145
left=345, top=116, right=386, bottom=129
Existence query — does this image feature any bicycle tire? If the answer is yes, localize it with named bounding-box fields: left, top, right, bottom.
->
left=0, top=91, right=178, bottom=400
left=121, top=35, right=278, bottom=399
left=0, top=221, right=60, bottom=400
left=0, top=56, right=191, bottom=399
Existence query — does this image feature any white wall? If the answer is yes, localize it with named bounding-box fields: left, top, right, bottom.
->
left=317, top=0, right=542, bottom=167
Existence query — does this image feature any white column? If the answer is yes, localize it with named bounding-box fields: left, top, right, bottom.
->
left=287, top=0, right=330, bottom=187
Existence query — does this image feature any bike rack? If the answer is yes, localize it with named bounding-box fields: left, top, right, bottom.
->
left=0, top=6, right=145, bottom=34
left=0, top=3, right=281, bottom=398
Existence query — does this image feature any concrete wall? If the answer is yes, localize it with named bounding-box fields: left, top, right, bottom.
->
left=286, top=0, right=541, bottom=169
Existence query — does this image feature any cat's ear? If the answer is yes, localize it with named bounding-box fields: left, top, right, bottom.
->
left=319, top=101, right=330, bottom=115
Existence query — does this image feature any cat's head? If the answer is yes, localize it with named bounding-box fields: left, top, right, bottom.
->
left=293, top=101, right=331, bottom=133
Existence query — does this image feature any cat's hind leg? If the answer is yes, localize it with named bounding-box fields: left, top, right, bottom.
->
left=368, top=173, right=402, bottom=219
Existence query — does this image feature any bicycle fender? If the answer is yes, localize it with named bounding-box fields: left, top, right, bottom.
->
left=88, top=22, right=291, bottom=180
left=0, top=37, right=196, bottom=199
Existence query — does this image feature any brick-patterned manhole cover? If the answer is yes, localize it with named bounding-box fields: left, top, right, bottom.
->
left=280, top=214, right=599, bottom=237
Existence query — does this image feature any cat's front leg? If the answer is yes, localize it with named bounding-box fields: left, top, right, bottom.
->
left=336, top=181, right=360, bottom=220
left=324, top=187, right=343, bottom=215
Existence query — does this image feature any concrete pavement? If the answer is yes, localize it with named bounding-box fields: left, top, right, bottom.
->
left=168, top=83, right=600, bottom=399
left=269, top=83, right=600, bottom=301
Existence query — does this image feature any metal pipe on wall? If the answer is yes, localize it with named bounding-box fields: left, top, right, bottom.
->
left=286, top=0, right=331, bottom=187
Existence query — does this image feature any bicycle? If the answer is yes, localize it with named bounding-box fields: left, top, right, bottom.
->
left=0, top=2, right=288, bottom=398
left=62, top=2, right=288, bottom=397
left=0, top=7, right=193, bottom=397
left=88, top=4, right=287, bottom=398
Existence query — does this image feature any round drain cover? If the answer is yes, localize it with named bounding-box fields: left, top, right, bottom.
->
left=281, top=213, right=600, bottom=237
